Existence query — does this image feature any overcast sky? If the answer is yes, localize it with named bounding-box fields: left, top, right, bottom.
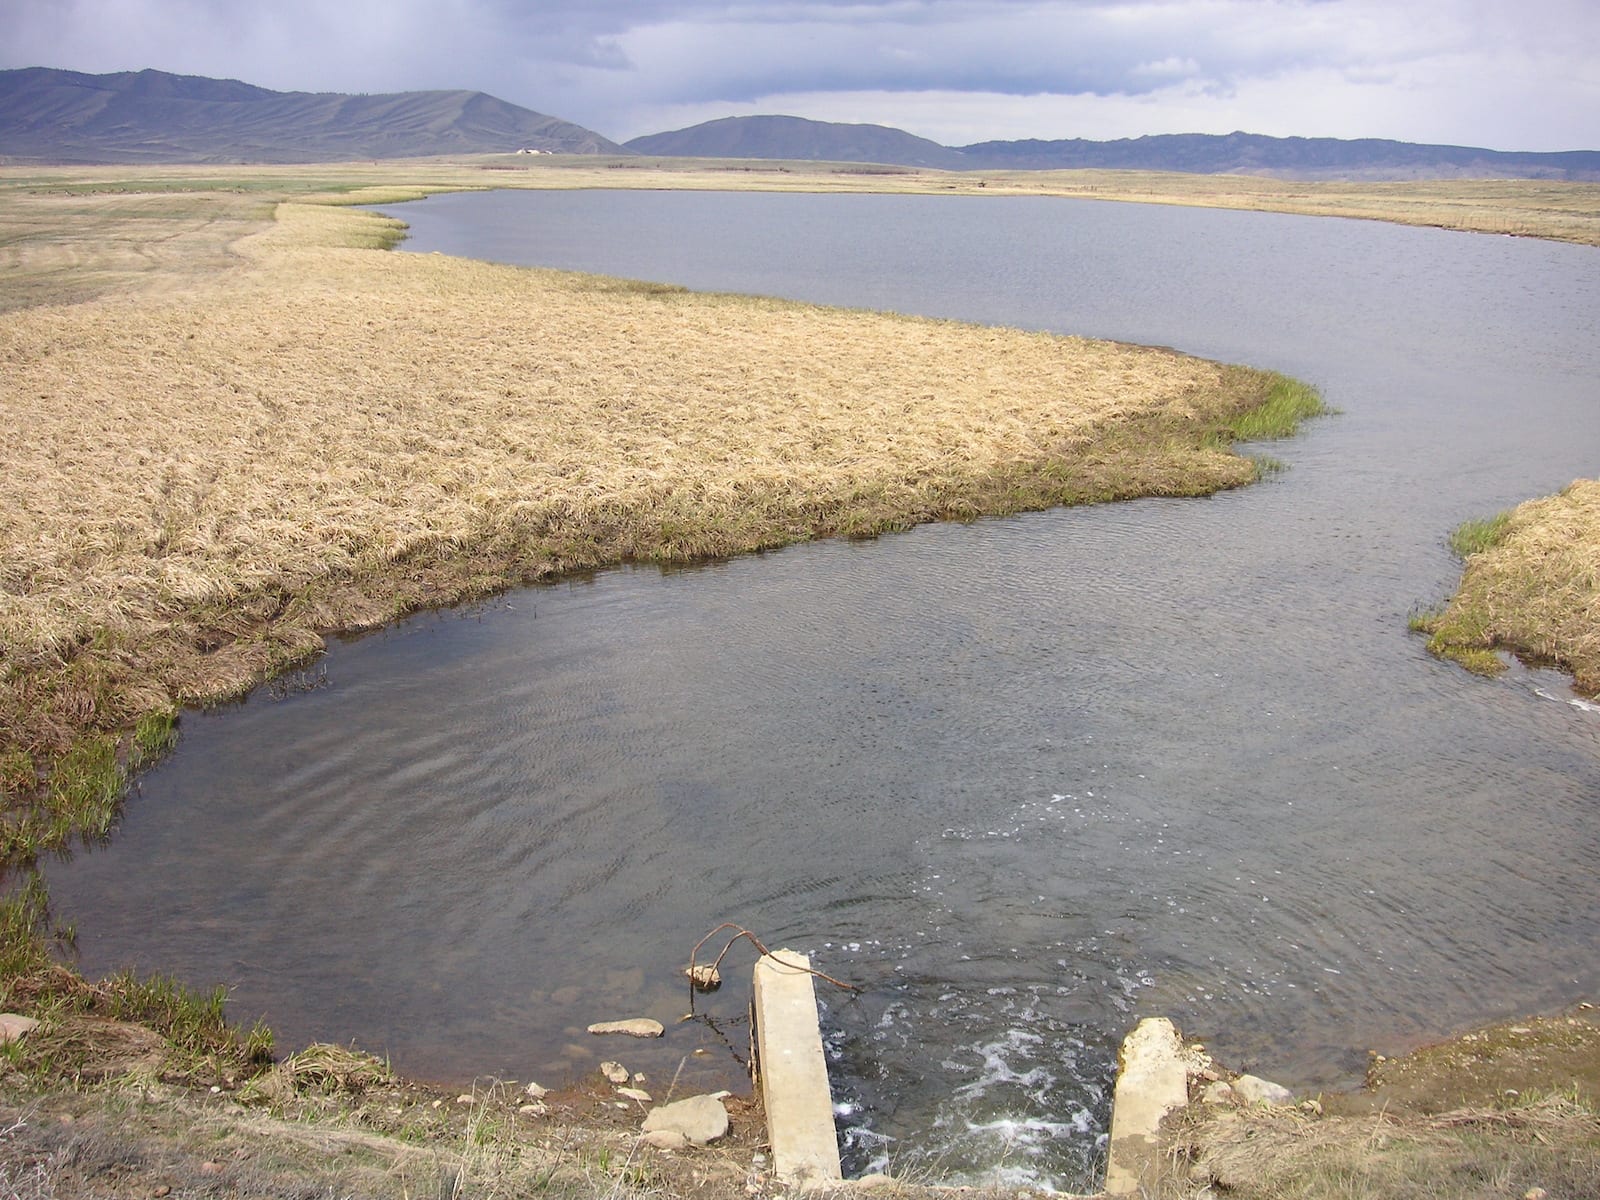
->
left=7, top=0, right=1597, bottom=151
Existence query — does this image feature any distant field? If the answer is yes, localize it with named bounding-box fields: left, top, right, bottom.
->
left=3, top=154, right=1598, bottom=282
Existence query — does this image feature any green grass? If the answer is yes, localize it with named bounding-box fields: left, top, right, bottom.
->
left=0, top=874, right=55, bottom=990
left=1407, top=510, right=1519, bottom=678
left=45, top=734, right=121, bottom=842
left=131, top=708, right=178, bottom=766
left=1223, top=375, right=1330, bottom=442
left=1449, top=511, right=1512, bottom=558
left=105, top=971, right=274, bottom=1070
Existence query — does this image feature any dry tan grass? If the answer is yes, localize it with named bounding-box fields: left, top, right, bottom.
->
left=0, top=188, right=277, bottom=311
left=0, top=174, right=1302, bottom=847
left=1420, top=480, right=1600, bottom=692
left=6, top=156, right=1598, bottom=249
left=1162, top=1095, right=1600, bottom=1200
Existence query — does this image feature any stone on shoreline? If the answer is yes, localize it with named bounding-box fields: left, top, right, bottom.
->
left=601, top=1061, right=630, bottom=1084
left=642, top=1129, right=690, bottom=1151
left=0, top=1015, right=40, bottom=1045
left=587, top=1019, right=664, bottom=1038
left=1233, top=1074, right=1294, bottom=1106
left=641, top=1094, right=729, bottom=1146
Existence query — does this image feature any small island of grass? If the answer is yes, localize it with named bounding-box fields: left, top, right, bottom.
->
left=1415, top=480, right=1600, bottom=693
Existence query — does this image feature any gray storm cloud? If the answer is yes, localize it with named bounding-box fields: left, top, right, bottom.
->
left=4, top=0, right=1597, bottom=149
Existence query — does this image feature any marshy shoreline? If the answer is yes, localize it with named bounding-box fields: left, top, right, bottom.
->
left=0, top=178, right=1322, bottom=868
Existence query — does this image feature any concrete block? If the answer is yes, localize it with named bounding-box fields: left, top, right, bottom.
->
left=1104, top=1017, right=1188, bottom=1195
left=753, top=951, right=843, bottom=1189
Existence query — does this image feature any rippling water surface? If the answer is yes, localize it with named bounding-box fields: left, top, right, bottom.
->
left=47, top=192, right=1600, bottom=1189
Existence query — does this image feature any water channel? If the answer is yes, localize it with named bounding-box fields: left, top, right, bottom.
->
left=47, top=191, right=1600, bottom=1188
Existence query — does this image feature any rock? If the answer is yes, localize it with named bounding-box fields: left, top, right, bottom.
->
left=518, top=1103, right=547, bottom=1116
left=0, top=1014, right=39, bottom=1045
left=1233, top=1074, right=1294, bottom=1106
left=1201, top=1081, right=1236, bottom=1104
left=1524, top=1188, right=1549, bottom=1200
left=587, top=1019, right=664, bottom=1038
left=642, top=1129, right=690, bottom=1151
left=641, top=1094, right=730, bottom=1146
left=601, top=1061, right=630, bottom=1084
left=852, top=1174, right=895, bottom=1189
left=617, top=1087, right=653, bottom=1102
left=523, top=1081, right=549, bottom=1099
left=685, top=964, right=722, bottom=991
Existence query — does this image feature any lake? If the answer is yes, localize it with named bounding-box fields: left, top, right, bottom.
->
left=46, top=190, right=1600, bottom=1188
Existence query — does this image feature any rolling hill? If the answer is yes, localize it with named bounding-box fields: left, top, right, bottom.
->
left=0, top=67, right=623, bottom=164
left=627, top=116, right=1600, bottom=181
left=624, top=114, right=967, bottom=170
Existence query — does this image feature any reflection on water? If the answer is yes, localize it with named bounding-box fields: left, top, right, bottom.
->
left=47, top=192, right=1600, bottom=1190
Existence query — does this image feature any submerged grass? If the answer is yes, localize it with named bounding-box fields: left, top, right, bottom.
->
left=0, top=873, right=272, bottom=1083
left=1417, top=481, right=1600, bottom=691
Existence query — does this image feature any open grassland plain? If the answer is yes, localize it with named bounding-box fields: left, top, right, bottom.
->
left=0, top=169, right=1322, bottom=865
left=5, top=155, right=1599, bottom=251
left=1415, top=480, right=1600, bottom=692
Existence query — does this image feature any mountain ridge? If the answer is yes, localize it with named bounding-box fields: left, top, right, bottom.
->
left=628, top=115, right=1600, bottom=181
left=0, top=67, right=623, bottom=163
left=6, top=69, right=1597, bottom=179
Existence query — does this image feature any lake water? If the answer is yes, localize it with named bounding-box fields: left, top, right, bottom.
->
left=46, top=191, right=1600, bottom=1189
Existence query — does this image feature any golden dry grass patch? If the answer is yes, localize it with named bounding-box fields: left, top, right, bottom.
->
left=1420, top=479, right=1600, bottom=693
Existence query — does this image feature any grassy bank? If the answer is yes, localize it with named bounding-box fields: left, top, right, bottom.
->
left=1158, top=1008, right=1600, bottom=1199
left=1, top=996, right=1594, bottom=1199
left=1414, top=480, right=1600, bottom=691
left=0, top=177, right=1323, bottom=866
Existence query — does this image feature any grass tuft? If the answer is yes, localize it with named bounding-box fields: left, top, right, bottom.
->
left=1222, top=374, right=1330, bottom=442
left=131, top=708, right=178, bottom=766
left=1448, top=512, right=1512, bottom=559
